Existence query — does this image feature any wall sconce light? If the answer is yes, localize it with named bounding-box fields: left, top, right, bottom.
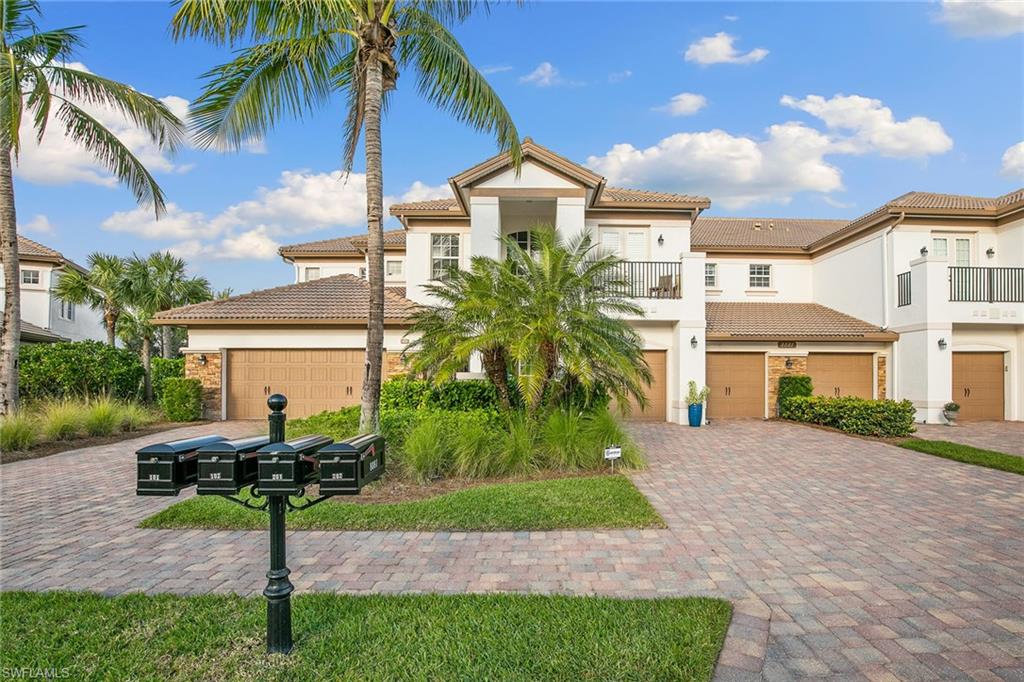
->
left=197, top=354, right=208, bottom=366
left=986, top=247, right=995, bottom=257
left=920, top=246, right=928, bottom=257
left=690, top=336, right=698, bottom=349
left=657, top=234, right=665, bottom=246
left=937, top=338, right=947, bottom=351
left=785, top=358, right=794, bottom=369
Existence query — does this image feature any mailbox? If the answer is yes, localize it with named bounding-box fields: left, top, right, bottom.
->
left=196, top=435, right=272, bottom=495
left=316, top=434, right=385, bottom=495
left=136, top=435, right=228, bottom=496
left=256, top=435, right=333, bottom=495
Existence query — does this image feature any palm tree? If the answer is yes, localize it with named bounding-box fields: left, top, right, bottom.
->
left=52, top=253, right=129, bottom=346
left=172, top=0, right=521, bottom=430
left=500, top=228, right=652, bottom=414
left=0, top=1, right=184, bottom=414
left=115, top=306, right=157, bottom=400
left=122, top=254, right=172, bottom=401
left=406, top=256, right=514, bottom=410
left=144, top=251, right=212, bottom=358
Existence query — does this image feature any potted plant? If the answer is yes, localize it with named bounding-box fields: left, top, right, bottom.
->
left=943, top=402, right=960, bottom=425
left=686, top=380, right=709, bottom=427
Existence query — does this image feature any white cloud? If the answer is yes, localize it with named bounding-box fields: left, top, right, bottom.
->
left=219, top=227, right=281, bottom=260
left=821, top=196, right=854, bottom=209
left=780, top=94, right=953, bottom=158
left=608, top=69, right=633, bottom=84
left=520, top=62, right=565, bottom=87
left=723, top=15, right=739, bottom=22
left=481, top=65, right=513, bottom=75
left=1001, top=141, right=1024, bottom=178
left=102, top=203, right=210, bottom=240
left=684, top=33, right=768, bottom=65
left=19, top=214, right=54, bottom=234
left=656, top=92, right=708, bottom=116
left=391, top=181, right=452, bottom=205
left=937, top=0, right=1024, bottom=37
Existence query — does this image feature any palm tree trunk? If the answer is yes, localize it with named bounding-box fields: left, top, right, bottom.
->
left=161, top=325, right=173, bottom=358
left=141, top=336, right=153, bottom=402
left=481, top=347, right=512, bottom=410
left=104, top=307, right=117, bottom=346
left=359, top=57, right=386, bottom=432
left=0, top=145, right=20, bottom=415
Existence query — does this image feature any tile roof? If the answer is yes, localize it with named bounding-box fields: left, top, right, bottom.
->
left=154, top=274, right=418, bottom=323
left=692, top=217, right=849, bottom=250
left=389, top=197, right=460, bottom=213
left=706, top=302, right=897, bottom=340
left=17, top=235, right=62, bottom=260
left=597, top=187, right=711, bottom=207
left=17, top=320, right=68, bottom=343
left=279, top=229, right=407, bottom=256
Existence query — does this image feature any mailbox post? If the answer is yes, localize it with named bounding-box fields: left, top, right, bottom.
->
left=134, top=393, right=384, bottom=656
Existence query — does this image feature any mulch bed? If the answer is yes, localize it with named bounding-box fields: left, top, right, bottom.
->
left=0, top=422, right=209, bottom=465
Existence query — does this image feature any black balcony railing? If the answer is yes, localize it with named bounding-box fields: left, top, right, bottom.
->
left=896, top=271, right=912, bottom=307
left=949, top=266, right=1024, bottom=303
left=604, top=261, right=683, bottom=299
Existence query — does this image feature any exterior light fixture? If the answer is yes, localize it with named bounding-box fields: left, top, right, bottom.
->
left=938, top=338, right=947, bottom=350
left=920, top=246, right=928, bottom=257
left=197, top=354, right=208, bottom=366
left=785, top=358, right=794, bottom=369
left=986, top=247, right=995, bottom=257
left=690, top=336, right=698, bottom=349
left=658, top=234, right=665, bottom=246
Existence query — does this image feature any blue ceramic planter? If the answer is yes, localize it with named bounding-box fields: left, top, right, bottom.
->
left=688, top=403, right=703, bottom=427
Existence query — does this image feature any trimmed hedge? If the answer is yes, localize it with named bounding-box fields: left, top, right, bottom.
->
left=161, top=378, right=203, bottom=422
left=19, top=341, right=144, bottom=402
left=777, top=375, right=813, bottom=404
left=780, top=395, right=916, bottom=437
left=151, top=357, right=185, bottom=403
left=380, top=378, right=498, bottom=412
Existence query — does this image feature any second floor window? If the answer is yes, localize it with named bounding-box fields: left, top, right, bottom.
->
left=704, top=263, right=717, bottom=288
left=304, top=267, right=320, bottom=282
left=386, top=260, right=403, bottom=278
left=749, top=264, right=772, bottom=288
left=431, top=234, right=459, bottom=280
left=60, top=300, right=75, bottom=321
left=21, top=269, right=39, bottom=285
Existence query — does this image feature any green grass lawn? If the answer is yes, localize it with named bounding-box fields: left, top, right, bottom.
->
left=139, top=475, right=666, bottom=531
left=898, top=439, right=1024, bottom=476
left=0, top=591, right=731, bottom=681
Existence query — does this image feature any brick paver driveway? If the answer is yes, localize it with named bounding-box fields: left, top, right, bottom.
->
left=1, top=420, right=1022, bottom=680
left=914, top=421, right=1024, bottom=457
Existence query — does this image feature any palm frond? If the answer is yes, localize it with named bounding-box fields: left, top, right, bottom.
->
left=10, top=26, right=82, bottom=64
left=0, top=50, right=24, bottom=154
left=340, top=52, right=365, bottom=173
left=1, top=0, right=40, bottom=36
left=23, top=64, right=51, bottom=143
left=171, top=0, right=356, bottom=45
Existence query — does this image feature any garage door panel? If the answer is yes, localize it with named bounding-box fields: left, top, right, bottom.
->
left=706, top=353, right=765, bottom=418
left=227, top=349, right=364, bottom=419
left=953, top=352, right=1004, bottom=420
left=614, top=351, right=666, bottom=421
left=807, top=353, right=873, bottom=399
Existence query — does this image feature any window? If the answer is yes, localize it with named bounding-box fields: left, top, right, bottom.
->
left=303, top=267, right=320, bottom=282
left=21, top=269, right=39, bottom=285
left=60, top=300, right=75, bottom=321
left=704, top=263, right=717, bottom=288
left=932, top=238, right=948, bottom=258
left=954, top=238, right=971, bottom=266
left=749, top=264, right=772, bottom=288
left=359, top=266, right=367, bottom=279
left=431, top=234, right=460, bottom=280
left=599, top=228, right=648, bottom=260
left=386, top=260, right=403, bottom=278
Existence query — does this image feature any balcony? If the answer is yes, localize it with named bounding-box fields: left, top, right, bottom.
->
left=606, top=261, right=683, bottom=299
left=949, top=266, right=1024, bottom=303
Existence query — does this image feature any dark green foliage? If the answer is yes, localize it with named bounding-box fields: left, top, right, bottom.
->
left=150, top=357, right=185, bottom=403
left=287, top=406, right=361, bottom=441
left=380, top=378, right=498, bottom=412
left=898, top=439, right=1024, bottom=476
left=18, top=341, right=144, bottom=402
left=161, top=378, right=203, bottom=422
left=781, top=396, right=917, bottom=437
left=777, top=374, right=813, bottom=404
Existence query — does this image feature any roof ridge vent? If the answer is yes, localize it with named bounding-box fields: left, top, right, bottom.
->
left=753, top=221, right=762, bottom=230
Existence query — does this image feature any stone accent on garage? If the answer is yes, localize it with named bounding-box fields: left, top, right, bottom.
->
left=767, top=355, right=807, bottom=416
left=185, top=351, right=222, bottom=420
left=384, top=350, right=411, bottom=378
left=877, top=355, right=887, bottom=399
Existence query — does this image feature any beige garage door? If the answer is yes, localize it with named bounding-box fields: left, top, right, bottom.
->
left=226, top=349, right=364, bottom=419
left=953, top=352, right=1005, bottom=421
left=615, top=350, right=667, bottom=421
left=706, top=352, right=765, bottom=418
left=807, top=353, right=874, bottom=399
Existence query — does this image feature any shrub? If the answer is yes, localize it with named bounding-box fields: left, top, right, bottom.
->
left=452, top=419, right=506, bottom=478
left=379, top=409, right=420, bottom=454
left=151, top=358, right=185, bottom=403
left=403, top=419, right=451, bottom=483
left=781, top=395, right=916, bottom=437
left=380, top=378, right=498, bottom=412
left=288, top=406, right=361, bottom=441
left=117, top=403, right=156, bottom=431
left=162, top=378, right=203, bottom=422
left=39, top=400, right=85, bottom=441
left=83, top=397, right=120, bottom=437
left=580, top=409, right=646, bottom=469
left=777, top=375, right=813, bottom=406
left=0, top=413, right=36, bottom=451
left=540, top=409, right=646, bottom=471
left=500, top=413, right=537, bottom=476
left=685, top=381, right=709, bottom=406
left=19, top=341, right=144, bottom=402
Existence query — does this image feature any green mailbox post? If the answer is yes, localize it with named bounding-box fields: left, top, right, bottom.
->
left=135, top=394, right=385, bottom=655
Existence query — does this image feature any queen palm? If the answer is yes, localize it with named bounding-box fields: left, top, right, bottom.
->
left=144, top=251, right=212, bottom=358
left=172, top=0, right=521, bottom=430
left=52, top=253, right=130, bottom=346
left=0, top=0, right=185, bottom=414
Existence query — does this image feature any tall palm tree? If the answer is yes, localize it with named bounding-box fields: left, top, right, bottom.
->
left=121, top=254, right=169, bottom=401
left=115, top=306, right=157, bottom=400
left=172, top=0, right=521, bottom=430
left=406, top=256, right=514, bottom=409
left=52, top=253, right=129, bottom=346
left=0, top=0, right=185, bottom=414
left=144, top=251, right=212, bottom=358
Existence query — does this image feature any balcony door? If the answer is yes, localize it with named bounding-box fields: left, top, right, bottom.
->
left=931, top=234, right=973, bottom=266
left=599, top=227, right=648, bottom=261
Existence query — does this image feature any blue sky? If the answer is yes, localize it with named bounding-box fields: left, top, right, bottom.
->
left=15, top=1, right=1024, bottom=293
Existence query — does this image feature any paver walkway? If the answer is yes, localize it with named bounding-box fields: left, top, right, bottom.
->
left=914, top=421, right=1024, bottom=457
left=1, top=420, right=1022, bottom=681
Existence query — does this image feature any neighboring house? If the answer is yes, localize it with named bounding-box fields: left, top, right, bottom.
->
left=0, top=236, right=105, bottom=344
left=155, top=140, right=1024, bottom=424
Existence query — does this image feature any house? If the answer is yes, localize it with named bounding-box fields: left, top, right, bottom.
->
left=154, top=140, right=1024, bottom=423
left=0, top=236, right=105, bottom=344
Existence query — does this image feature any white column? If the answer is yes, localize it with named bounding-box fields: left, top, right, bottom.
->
left=469, top=196, right=501, bottom=260
left=555, top=196, right=586, bottom=240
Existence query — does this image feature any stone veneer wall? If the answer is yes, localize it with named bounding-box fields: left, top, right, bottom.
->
left=767, top=355, right=808, bottom=417
left=185, top=351, right=222, bottom=420
left=877, top=356, right=887, bottom=399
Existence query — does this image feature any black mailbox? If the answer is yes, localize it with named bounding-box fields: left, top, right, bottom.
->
left=316, top=434, right=385, bottom=495
left=136, top=435, right=228, bottom=496
left=196, top=435, right=272, bottom=495
left=256, top=435, right=333, bottom=495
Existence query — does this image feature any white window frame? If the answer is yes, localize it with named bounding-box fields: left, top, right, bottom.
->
left=303, top=266, right=321, bottom=282
left=931, top=233, right=974, bottom=266
left=749, top=264, right=772, bottom=288
left=704, top=263, right=717, bottom=288
left=59, top=300, right=75, bottom=321
left=598, top=226, right=649, bottom=261
left=21, top=269, right=40, bottom=285
left=431, top=234, right=460, bottom=280
left=385, top=260, right=403, bottom=278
